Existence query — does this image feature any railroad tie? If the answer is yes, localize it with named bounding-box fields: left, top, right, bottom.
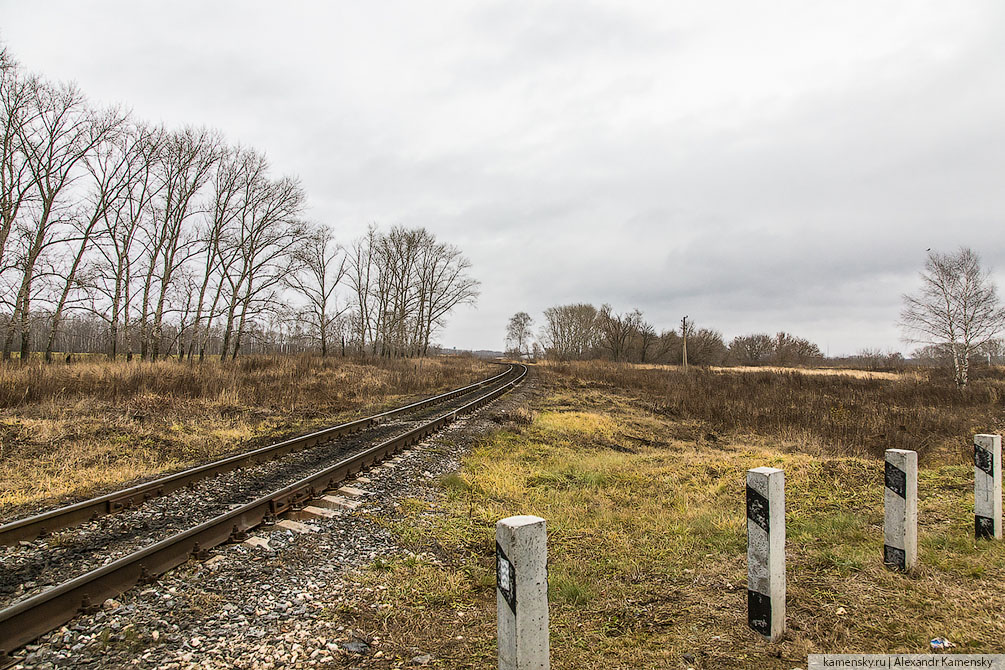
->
left=295, top=505, right=339, bottom=520
left=314, top=495, right=362, bottom=511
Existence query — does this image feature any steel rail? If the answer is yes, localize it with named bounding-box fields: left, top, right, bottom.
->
left=0, top=363, right=526, bottom=657
left=0, top=364, right=517, bottom=546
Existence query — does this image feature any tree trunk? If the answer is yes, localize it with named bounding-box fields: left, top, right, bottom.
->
left=960, top=347, right=970, bottom=387
left=18, top=287, right=31, bottom=363
left=45, top=228, right=96, bottom=362
left=139, top=269, right=155, bottom=360
left=109, top=269, right=124, bottom=361
left=109, top=318, right=118, bottom=360
left=951, top=343, right=964, bottom=387
left=220, top=304, right=236, bottom=362
left=3, top=304, right=19, bottom=362
left=232, top=300, right=248, bottom=361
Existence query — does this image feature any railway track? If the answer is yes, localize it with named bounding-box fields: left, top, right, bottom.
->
left=0, top=362, right=527, bottom=661
left=0, top=363, right=515, bottom=547
left=0, top=365, right=520, bottom=610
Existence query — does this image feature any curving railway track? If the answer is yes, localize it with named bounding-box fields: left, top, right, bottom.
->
left=0, top=362, right=527, bottom=662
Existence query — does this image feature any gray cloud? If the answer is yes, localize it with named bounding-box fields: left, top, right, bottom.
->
left=2, top=0, right=1003, bottom=355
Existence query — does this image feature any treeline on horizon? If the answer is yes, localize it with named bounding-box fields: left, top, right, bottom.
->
left=507, top=303, right=1005, bottom=369
left=0, top=47, right=477, bottom=363
left=507, top=304, right=826, bottom=366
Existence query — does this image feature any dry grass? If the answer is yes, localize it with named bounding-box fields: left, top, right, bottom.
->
left=0, top=355, right=493, bottom=517
left=630, top=362, right=912, bottom=380
left=343, top=378, right=1005, bottom=669
left=540, top=360, right=1005, bottom=464
left=711, top=365, right=913, bottom=380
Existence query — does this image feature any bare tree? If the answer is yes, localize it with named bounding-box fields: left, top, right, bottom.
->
left=772, top=331, right=823, bottom=366
left=0, top=48, right=482, bottom=362
left=347, top=225, right=379, bottom=355
left=220, top=164, right=305, bottom=360
left=729, top=333, right=775, bottom=365
left=4, top=77, right=109, bottom=362
left=344, top=226, right=477, bottom=358
left=505, top=311, right=533, bottom=357
left=43, top=106, right=129, bottom=361
left=415, top=238, right=478, bottom=356
left=651, top=329, right=681, bottom=364
left=597, top=305, right=643, bottom=362
left=851, top=347, right=904, bottom=370
left=635, top=320, right=657, bottom=363
left=90, top=123, right=163, bottom=359
left=143, top=127, right=220, bottom=360
left=541, top=303, right=598, bottom=360
left=287, top=224, right=348, bottom=356
left=901, top=247, right=1005, bottom=387
left=186, top=144, right=247, bottom=361
left=374, top=226, right=424, bottom=355
left=0, top=50, right=34, bottom=297
left=686, top=327, right=728, bottom=366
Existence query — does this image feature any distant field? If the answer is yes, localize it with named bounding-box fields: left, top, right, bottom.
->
left=0, top=355, right=493, bottom=517
left=711, top=365, right=911, bottom=380
left=632, top=362, right=912, bottom=380
left=346, top=363, right=1005, bottom=668
left=540, top=360, right=1005, bottom=464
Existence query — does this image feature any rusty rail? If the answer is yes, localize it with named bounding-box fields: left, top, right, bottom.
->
left=0, top=364, right=526, bottom=657
left=0, top=364, right=517, bottom=546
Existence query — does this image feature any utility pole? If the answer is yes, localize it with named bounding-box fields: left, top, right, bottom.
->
left=681, top=315, right=689, bottom=371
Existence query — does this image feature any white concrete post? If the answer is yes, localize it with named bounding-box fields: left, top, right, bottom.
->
left=746, top=467, right=785, bottom=642
left=497, top=515, right=549, bottom=670
left=974, top=434, right=1002, bottom=540
left=883, top=449, right=918, bottom=570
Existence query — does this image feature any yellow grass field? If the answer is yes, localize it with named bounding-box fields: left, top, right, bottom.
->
left=342, top=362, right=1005, bottom=669
left=584, top=361, right=914, bottom=381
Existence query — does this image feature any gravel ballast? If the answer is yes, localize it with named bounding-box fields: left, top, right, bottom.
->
left=0, top=374, right=515, bottom=611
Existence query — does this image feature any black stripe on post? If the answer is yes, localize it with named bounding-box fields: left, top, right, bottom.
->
left=885, top=462, right=906, bottom=498
left=976, top=515, right=995, bottom=540
left=883, top=544, right=906, bottom=571
left=496, top=542, right=517, bottom=615
left=746, top=485, right=770, bottom=533
left=748, top=589, right=771, bottom=636
left=975, top=445, right=994, bottom=477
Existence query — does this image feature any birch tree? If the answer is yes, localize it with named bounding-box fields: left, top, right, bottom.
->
left=505, top=311, right=533, bottom=357
left=901, top=248, right=1005, bottom=387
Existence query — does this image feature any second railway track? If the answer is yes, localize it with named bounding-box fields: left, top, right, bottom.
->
left=0, top=363, right=526, bottom=660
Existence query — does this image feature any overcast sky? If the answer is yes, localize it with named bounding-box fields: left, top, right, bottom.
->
left=2, top=1, right=1003, bottom=355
